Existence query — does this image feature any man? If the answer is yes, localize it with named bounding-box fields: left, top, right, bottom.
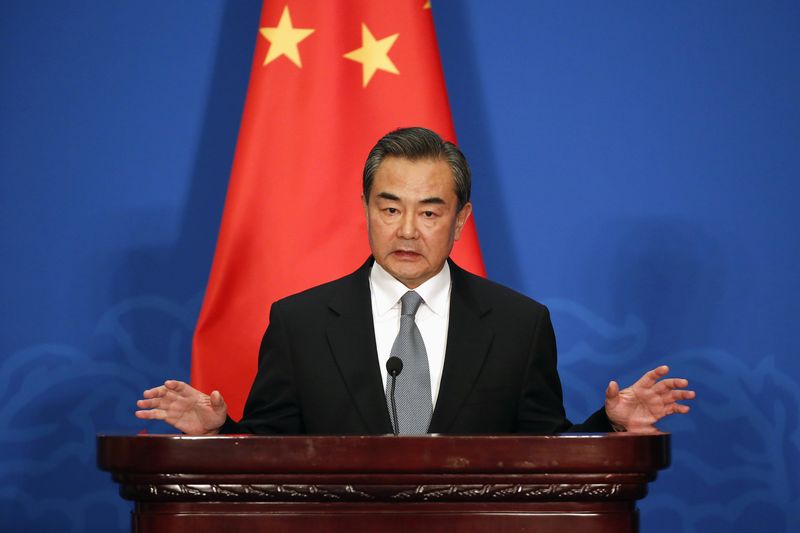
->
left=136, top=127, right=694, bottom=435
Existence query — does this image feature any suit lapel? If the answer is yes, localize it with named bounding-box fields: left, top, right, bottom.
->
left=326, top=260, right=394, bottom=434
left=428, top=262, right=494, bottom=433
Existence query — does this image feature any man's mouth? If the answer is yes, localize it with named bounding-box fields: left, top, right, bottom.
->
left=392, top=250, right=421, bottom=259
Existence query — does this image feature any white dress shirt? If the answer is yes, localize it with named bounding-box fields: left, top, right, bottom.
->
left=369, top=261, right=451, bottom=408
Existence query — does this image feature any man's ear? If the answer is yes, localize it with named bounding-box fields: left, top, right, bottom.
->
left=453, top=202, right=472, bottom=241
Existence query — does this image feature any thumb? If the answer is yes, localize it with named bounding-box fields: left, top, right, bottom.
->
left=606, top=380, right=619, bottom=400
left=210, top=390, right=226, bottom=410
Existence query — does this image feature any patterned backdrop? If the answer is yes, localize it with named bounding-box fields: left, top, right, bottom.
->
left=1, top=1, right=797, bottom=531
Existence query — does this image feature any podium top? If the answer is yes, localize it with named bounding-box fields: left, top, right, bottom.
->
left=97, top=433, right=669, bottom=475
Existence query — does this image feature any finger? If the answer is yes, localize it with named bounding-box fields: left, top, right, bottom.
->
left=135, top=409, right=166, bottom=420
left=142, top=386, right=167, bottom=399
left=136, top=398, right=157, bottom=409
left=661, top=389, right=695, bottom=403
left=672, top=404, right=691, bottom=414
left=666, top=378, right=689, bottom=389
left=653, top=378, right=690, bottom=393
left=638, top=365, right=670, bottom=387
left=164, top=380, right=187, bottom=391
left=137, top=396, right=177, bottom=409
left=672, top=389, right=695, bottom=400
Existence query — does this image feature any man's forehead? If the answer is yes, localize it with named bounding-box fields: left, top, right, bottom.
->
left=372, top=157, right=455, bottom=195
left=378, top=155, right=442, bottom=167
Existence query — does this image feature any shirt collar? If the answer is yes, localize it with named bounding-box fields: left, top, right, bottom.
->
left=370, top=260, right=451, bottom=317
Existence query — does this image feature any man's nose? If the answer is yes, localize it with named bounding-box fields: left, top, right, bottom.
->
left=397, top=212, right=418, bottom=239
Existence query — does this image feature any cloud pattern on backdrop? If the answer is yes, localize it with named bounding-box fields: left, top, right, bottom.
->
left=0, top=295, right=199, bottom=532
left=548, top=298, right=800, bottom=533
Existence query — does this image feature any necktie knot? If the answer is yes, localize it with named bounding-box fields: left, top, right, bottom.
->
left=400, top=291, right=423, bottom=316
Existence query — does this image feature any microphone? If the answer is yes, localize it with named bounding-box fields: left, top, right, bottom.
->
left=386, top=356, right=403, bottom=436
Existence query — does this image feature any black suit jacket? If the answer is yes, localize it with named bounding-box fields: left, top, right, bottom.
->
left=221, top=259, right=612, bottom=435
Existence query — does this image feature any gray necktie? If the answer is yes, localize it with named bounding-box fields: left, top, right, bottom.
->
left=385, top=290, right=433, bottom=435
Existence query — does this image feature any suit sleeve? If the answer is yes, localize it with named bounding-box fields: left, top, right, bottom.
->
left=219, top=302, right=305, bottom=435
left=516, top=306, right=613, bottom=434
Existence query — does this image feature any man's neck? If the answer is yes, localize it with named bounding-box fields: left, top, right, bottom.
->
left=369, top=261, right=451, bottom=316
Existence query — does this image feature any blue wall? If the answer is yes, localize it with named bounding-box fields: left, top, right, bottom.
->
left=1, top=1, right=798, bottom=531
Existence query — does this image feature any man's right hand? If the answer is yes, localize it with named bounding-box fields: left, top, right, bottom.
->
left=135, top=380, right=227, bottom=435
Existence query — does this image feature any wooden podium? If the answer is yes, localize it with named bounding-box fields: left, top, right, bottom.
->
left=98, top=433, right=669, bottom=532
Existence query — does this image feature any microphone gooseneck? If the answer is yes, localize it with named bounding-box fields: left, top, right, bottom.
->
left=386, top=356, right=403, bottom=436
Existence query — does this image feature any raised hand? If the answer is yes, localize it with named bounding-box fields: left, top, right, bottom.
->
left=135, top=380, right=227, bottom=435
left=605, top=365, right=695, bottom=433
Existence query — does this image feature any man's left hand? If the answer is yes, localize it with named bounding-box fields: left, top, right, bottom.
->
left=605, top=365, right=695, bottom=433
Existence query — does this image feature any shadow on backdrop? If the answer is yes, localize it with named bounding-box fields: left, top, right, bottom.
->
left=433, top=3, right=523, bottom=290
left=110, top=0, right=261, bottom=391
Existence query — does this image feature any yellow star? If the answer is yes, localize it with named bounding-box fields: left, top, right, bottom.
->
left=423, top=1, right=432, bottom=8
left=343, top=24, right=400, bottom=87
left=259, top=5, right=314, bottom=68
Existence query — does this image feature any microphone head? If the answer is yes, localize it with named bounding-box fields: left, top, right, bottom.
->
left=386, top=356, right=403, bottom=376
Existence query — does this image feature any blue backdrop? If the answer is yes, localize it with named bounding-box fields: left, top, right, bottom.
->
left=1, top=1, right=798, bottom=531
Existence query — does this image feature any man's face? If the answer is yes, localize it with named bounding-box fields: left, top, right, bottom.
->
left=363, top=156, right=472, bottom=289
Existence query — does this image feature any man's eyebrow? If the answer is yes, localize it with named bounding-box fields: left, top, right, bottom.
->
left=374, top=192, right=446, bottom=205
left=420, top=197, right=446, bottom=205
left=376, top=192, right=400, bottom=201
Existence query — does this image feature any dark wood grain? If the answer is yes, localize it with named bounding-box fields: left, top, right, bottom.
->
left=98, top=433, right=669, bottom=532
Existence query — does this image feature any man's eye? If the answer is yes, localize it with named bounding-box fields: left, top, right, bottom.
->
left=385, top=208, right=398, bottom=214
left=423, top=211, right=435, bottom=218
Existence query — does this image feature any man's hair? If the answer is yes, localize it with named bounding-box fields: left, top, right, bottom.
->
left=362, top=127, right=471, bottom=211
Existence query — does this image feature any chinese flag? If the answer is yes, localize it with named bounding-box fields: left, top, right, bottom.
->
left=192, top=0, right=485, bottom=419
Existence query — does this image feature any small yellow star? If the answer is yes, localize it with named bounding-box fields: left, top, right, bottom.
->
left=259, top=5, right=314, bottom=68
left=423, top=1, right=432, bottom=8
left=343, top=24, right=399, bottom=87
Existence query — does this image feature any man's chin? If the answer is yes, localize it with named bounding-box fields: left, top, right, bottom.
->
left=382, top=260, right=429, bottom=288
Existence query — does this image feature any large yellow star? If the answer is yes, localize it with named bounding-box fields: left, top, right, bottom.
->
left=343, top=24, right=399, bottom=87
left=259, top=5, right=314, bottom=68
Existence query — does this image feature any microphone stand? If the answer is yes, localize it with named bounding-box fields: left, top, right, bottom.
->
left=389, top=372, right=399, bottom=437
left=386, top=356, right=403, bottom=436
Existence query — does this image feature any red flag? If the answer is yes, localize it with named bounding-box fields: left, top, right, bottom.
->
left=192, top=0, right=485, bottom=419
